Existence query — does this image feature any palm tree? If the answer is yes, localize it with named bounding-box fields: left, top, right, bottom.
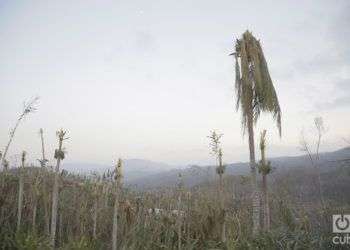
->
left=258, top=130, right=271, bottom=231
left=50, top=129, right=68, bottom=248
left=231, top=30, right=281, bottom=234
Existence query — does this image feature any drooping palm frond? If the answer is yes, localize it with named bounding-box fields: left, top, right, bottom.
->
left=233, top=31, right=281, bottom=136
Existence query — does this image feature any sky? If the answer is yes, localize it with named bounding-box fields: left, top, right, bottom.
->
left=0, top=0, right=349, bottom=167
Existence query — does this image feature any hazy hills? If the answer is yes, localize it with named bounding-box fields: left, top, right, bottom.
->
left=61, top=147, right=350, bottom=189
left=132, top=147, right=350, bottom=189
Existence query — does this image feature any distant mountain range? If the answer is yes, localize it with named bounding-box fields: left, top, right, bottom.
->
left=128, top=147, right=350, bottom=188
left=61, top=147, right=350, bottom=189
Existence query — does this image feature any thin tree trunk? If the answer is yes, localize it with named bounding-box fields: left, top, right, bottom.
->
left=316, top=134, right=325, bottom=209
left=93, top=198, right=98, bottom=239
left=50, top=138, right=63, bottom=248
left=186, top=193, right=191, bottom=242
left=112, top=185, right=119, bottom=250
left=17, top=166, right=24, bottom=232
left=32, top=197, right=37, bottom=233
left=219, top=173, right=226, bottom=243
left=247, top=110, right=260, bottom=235
left=177, top=191, right=182, bottom=250
left=262, top=174, right=270, bottom=230
left=2, top=116, right=24, bottom=169
left=232, top=180, right=236, bottom=201
left=59, top=213, right=63, bottom=244
left=43, top=177, right=51, bottom=236
left=50, top=165, right=60, bottom=247
left=260, top=136, right=270, bottom=231
left=40, top=129, right=46, bottom=163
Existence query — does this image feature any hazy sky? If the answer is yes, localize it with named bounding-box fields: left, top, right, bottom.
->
left=0, top=0, right=349, bottom=167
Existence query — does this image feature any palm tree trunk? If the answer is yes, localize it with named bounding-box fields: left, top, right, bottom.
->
left=32, top=196, right=38, bottom=233
left=40, top=129, right=46, bottom=163
left=93, top=198, right=98, bottom=239
left=43, top=178, right=51, bottom=236
left=262, top=174, right=270, bottom=230
left=17, top=167, right=24, bottom=233
left=112, top=185, right=119, bottom=250
left=177, top=191, right=182, bottom=250
left=59, top=213, right=63, bottom=243
left=260, top=140, right=270, bottom=231
left=50, top=165, right=60, bottom=247
left=232, top=180, right=236, bottom=201
left=219, top=173, right=226, bottom=243
left=50, top=139, right=63, bottom=248
left=247, top=110, right=260, bottom=235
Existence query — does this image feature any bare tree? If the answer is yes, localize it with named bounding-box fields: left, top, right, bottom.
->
left=2, top=97, right=39, bottom=170
left=50, top=129, right=69, bottom=248
left=299, top=117, right=327, bottom=209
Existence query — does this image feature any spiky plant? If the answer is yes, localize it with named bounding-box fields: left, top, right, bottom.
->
left=50, top=129, right=69, bottom=248
left=231, top=30, right=281, bottom=234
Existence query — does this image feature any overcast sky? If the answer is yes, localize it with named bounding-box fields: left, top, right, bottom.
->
left=0, top=0, right=349, bottom=167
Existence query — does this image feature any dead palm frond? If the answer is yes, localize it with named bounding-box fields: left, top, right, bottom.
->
left=232, top=31, right=281, bottom=136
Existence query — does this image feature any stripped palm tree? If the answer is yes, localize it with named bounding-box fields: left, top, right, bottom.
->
left=258, top=130, right=271, bottom=231
left=231, top=30, right=281, bottom=234
left=177, top=173, right=184, bottom=250
left=50, top=129, right=69, bottom=248
left=112, top=158, right=123, bottom=250
left=38, top=128, right=49, bottom=168
left=208, top=131, right=226, bottom=242
left=17, top=151, right=26, bottom=233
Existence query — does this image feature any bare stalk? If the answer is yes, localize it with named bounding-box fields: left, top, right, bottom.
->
left=50, top=129, right=68, bottom=248
left=38, top=128, right=49, bottom=168
left=259, top=130, right=271, bottom=231
left=208, top=131, right=226, bottom=243
left=17, top=151, right=26, bottom=233
left=177, top=173, right=183, bottom=250
left=112, top=158, right=123, bottom=250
